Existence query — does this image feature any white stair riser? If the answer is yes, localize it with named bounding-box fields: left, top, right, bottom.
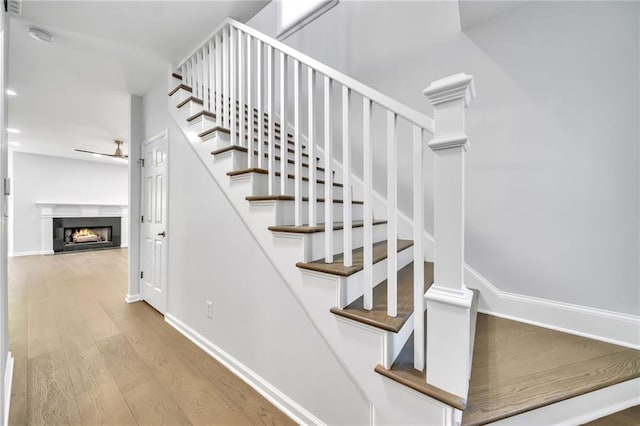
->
left=339, top=245, right=414, bottom=308
left=213, top=149, right=326, bottom=181
left=231, top=172, right=343, bottom=199
left=169, top=88, right=193, bottom=104
left=302, top=223, right=389, bottom=262
left=249, top=200, right=364, bottom=225
left=178, top=101, right=204, bottom=118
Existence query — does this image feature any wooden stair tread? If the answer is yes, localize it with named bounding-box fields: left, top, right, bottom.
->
left=296, top=239, right=413, bottom=277
left=332, top=261, right=433, bottom=332
left=226, top=168, right=343, bottom=187
left=186, top=110, right=216, bottom=122
left=245, top=195, right=364, bottom=205
left=198, top=126, right=231, bottom=137
left=211, top=144, right=314, bottom=160
left=168, top=84, right=192, bottom=96
left=176, top=96, right=203, bottom=108
left=375, top=330, right=467, bottom=410
left=462, top=315, right=640, bottom=425
left=171, top=72, right=182, bottom=80
left=269, top=220, right=387, bottom=234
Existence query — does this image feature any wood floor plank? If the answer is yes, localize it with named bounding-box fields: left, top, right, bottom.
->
left=27, top=350, right=82, bottom=426
left=95, top=333, right=155, bottom=394
left=123, top=379, right=192, bottom=426
left=118, top=318, right=230, bottom=424
left=8, top=343, right=27, bottom=426
left=76, top=379, right=138, bottom=426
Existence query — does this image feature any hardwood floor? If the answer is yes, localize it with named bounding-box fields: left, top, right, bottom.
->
left=8, top=249, right=295, bottom=426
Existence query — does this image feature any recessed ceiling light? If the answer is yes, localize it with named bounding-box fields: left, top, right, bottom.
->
left=6, top=89, right=17, bottom=96
left=9, top=141, right=20, bottom=146
left=28, top=27, right=54, bottom=43
left=7, top=128, right=20, bottom=134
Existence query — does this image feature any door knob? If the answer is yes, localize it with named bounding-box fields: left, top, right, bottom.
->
left=157, top=231, right=166, bottom=237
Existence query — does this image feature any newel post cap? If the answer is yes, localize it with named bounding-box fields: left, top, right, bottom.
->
left=423, top=73, right=476, bottom=107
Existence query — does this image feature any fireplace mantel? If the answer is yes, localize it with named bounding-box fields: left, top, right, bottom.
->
left=36, top=203, right=129, bottom=254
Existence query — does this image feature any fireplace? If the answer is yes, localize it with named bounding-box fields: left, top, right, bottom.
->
left=52, top=217, right=121, bottom=253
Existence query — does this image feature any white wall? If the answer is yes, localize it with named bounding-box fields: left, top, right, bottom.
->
left=142, top=80, right=370, bottom=424
left=248, top=1, right=640, bottom=316
left=10, top=152, right=128, bottom=255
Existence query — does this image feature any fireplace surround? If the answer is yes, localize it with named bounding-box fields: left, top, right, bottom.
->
left=34, top=203, right=128, bottom=256
left=53, top=216, right=121, bottom=252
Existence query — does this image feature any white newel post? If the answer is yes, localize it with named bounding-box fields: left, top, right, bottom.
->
left=423, top=73, right=476, bottom=399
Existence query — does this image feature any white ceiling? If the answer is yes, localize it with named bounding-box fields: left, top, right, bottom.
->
left=8, top=0, right=269, bottom=164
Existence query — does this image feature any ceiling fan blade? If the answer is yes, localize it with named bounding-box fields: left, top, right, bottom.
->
left=75, top=149, right=128, bottom=160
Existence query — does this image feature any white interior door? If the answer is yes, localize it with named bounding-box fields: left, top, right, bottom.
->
left=140, top=132, right=168, bottom=314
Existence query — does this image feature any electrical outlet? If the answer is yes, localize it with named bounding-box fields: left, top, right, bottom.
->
left=206, top=301, right=213, bottom=318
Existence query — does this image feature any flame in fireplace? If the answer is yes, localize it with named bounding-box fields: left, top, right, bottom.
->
left=73, top=228, right=96, bottom=238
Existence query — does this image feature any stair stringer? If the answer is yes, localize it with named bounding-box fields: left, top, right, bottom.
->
left=169, top=98, right=455, bottom=425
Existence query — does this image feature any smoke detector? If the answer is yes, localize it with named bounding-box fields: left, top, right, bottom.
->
left=28, top=27, right=53, bottom=43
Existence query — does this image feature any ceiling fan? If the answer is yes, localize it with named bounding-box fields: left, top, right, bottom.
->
left=75, top=140, right=129, bottom=160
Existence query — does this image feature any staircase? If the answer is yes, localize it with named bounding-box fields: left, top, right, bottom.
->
left=166, top=18, right=640, bottom=425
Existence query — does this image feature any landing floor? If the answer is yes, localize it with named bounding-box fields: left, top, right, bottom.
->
left=8, top=249, right=294, bottom=425
left=463, top=314, right=640, bottom=425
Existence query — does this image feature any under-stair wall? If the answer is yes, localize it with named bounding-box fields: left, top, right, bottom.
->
left=247, top=1, right=640, bottom=330
left=142, top=80, right=371, bottom=425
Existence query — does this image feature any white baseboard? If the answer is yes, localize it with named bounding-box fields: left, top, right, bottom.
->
left=120, top=243, right=129, bottom=248
left=4, top=352, right=13, bottom=426
left=164, top=313, right=325, bottom=426
left=124, top=293, right=142, bottom=303
left=491, top=377, right=640, bottom=425
left=8, top=250, right=45, bottom=257
left=465, top=265, right=640, bottom=349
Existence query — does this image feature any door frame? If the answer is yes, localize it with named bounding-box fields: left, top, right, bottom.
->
left=138, top=129, right=169, bottom=314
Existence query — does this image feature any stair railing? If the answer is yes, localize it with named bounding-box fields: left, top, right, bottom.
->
left=175, top=18, right=475, bottom=386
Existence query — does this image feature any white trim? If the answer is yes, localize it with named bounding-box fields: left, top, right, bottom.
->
left=490, top=378, right=640, bottom=425
left=165, top=313, right=325, bottom=426
left=8, top=250, right=46, bottom=257
left=277, top=0, right=339, bottom=41
left=4, top=352, right=13, bottom=426
left=465, top=265, right=640, bottom=349
left=124, top=293, right=142, bottom=303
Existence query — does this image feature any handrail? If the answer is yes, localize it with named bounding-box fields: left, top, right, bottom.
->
left=176, top=18, right=434, bottom=133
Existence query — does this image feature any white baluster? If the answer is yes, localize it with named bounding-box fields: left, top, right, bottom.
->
left=215, top=35, right=222, bottom=128
left=412, top=124, right=425, bottom=370
left=363, top=98, right=373, bottom=309
left=342, top=87, right=352, bottom=267
left=256, top=39, right=263, bottom=168
left=308, top=68, right=316, bottom=227
left=246, top=35, right=253, bottom=168
left=230, top=27, right=237, bottom=146
left=293, top=59, right=302, bottom=226
left=208, top=40, right=214, bottom=113
left=279, top=53, right=288, bottom=195
left=238, top=32, right=245, bottom=148
left=202, top=48, right=208, bottom=111
left=191, top=57, right=196, bottom=98
left=267, top=46, right=275, bottom=194
left=387, top=111, right=397, bottom=317
left=223, top=27, right=230, bottom=129
left=323, top=76, right=333, bottom=263
left=196, top=52, right=201, bottom=100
